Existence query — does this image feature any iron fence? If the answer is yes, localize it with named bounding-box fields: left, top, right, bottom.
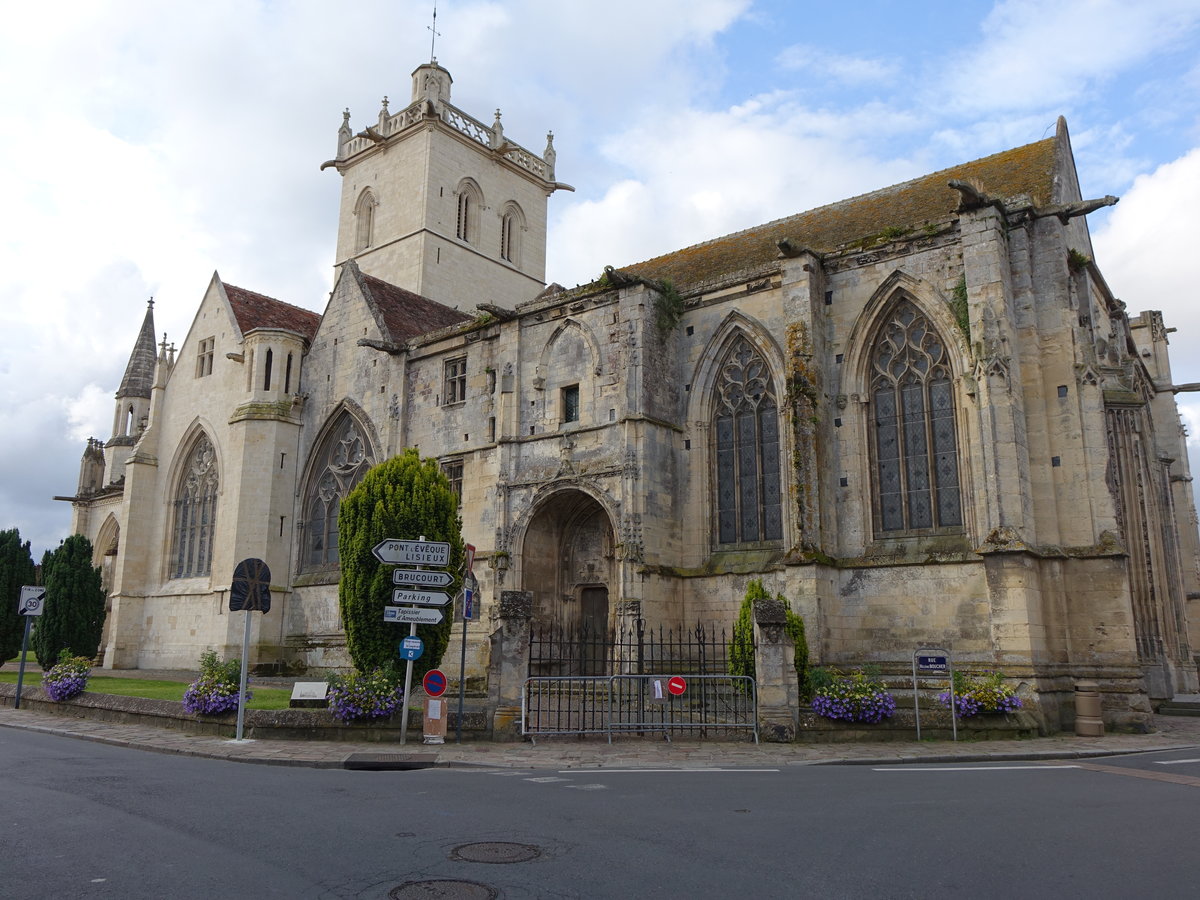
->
left=528, top=618, right=731, bottom=678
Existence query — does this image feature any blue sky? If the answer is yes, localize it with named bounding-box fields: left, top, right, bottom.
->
left=1, top=0, right=1199, bottom=555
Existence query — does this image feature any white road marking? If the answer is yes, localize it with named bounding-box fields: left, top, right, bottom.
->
left=873, top=765, right=1081, bottom=771
left=564, top=784, right=608, bottom=790
left=484, top=771, right=532, bottom=776
left=559, top=768, right=780, bottom=774
left=1154, top=758, right=1200, bottom=766
left=524, top=776, right=571, bottom=783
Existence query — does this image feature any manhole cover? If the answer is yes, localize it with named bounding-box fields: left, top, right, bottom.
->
left=451, top=841, right=542, bottom=864
left=389, top=880, right=497, bottom=899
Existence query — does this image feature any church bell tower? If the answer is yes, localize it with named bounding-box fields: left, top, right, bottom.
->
left=322, top=61, right=570, bottom=310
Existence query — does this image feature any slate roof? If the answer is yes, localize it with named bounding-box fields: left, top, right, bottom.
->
left=225, top=283, right=321, bottom=342
left=358, top=270, right=472, bottom=343
left=625, top=135, right=1061, bottom=293
left=116, top=301, right=158, bottom=399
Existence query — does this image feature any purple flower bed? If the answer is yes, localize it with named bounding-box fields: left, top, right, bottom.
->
left=182, top=676, right=249, bottom=715
left=42, top=654, right=92, bottom=701
left=811, top=689, right=897, bottom=724
left=327, top=668, right=404, bottom=723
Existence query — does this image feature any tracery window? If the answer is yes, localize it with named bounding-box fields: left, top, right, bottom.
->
left=170, top=434, right=219, bottom=578
left=870, top=299, right=963, bottom=533
left=713, top=336, right=782, bottom=545
left=303, top=414, right=374, bottom=569
left=499, top=202, right=524, bottom=264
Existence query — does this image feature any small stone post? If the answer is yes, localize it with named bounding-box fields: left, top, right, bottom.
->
left=488, top=590, right=533, bottom=741
left=753, top=596, right=798, bottom=741
left=615, top=599, right=642, bottom=674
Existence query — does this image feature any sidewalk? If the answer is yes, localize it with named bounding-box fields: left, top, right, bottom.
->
left=2, top=702, right=1198, bottom=770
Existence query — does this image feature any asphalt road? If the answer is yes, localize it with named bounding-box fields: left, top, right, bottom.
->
left=2, top=730, right=1197, bottom=899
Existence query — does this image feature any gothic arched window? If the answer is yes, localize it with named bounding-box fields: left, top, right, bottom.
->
left=455, top=179, right=482, bottom=243
left=355, top=189, right=376, bottom=252
left=170, top=434, right=219, bottom=578
left=499, top=202, right=524, bottom=264
left=870, top=299, right=963, bottom=533
left=303, top=414, right=375, bottom=569
left=713, top=336, right=783, bottom=545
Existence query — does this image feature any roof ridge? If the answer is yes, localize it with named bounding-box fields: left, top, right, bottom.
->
left=626, top=135, right=1057, bottom=273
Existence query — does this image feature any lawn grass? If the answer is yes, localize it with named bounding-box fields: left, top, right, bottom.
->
left=0, top=671, right=293, bottom=710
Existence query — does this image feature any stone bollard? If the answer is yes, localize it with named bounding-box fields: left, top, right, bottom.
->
left=1074, top=680, right=1105, bottom=737
left=487, top=590, right=533, bottom=741
left=752, top=596, right=798, bottom=741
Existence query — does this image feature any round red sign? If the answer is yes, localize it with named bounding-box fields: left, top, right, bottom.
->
left=667, top=676, right=687, bottom=696
left=422, top=669, right=448, bottom=697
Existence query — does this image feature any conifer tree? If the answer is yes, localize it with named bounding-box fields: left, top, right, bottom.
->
left=338, top=449, right=464, bottom=681
left=32, top=534, right=106, bottom=669
left=0, top=528, right=37, bottom=664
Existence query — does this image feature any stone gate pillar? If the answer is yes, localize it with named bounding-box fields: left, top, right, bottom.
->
left=753, top=596, right=798, bottom=741
left=488, top=590, right=533, bottom=741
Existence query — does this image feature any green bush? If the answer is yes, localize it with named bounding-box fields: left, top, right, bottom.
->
left=33, top=535, right=105, bottom=670
left=728, top=579, right=809, bottom=697
left=338, top=449, right=464, bottom=682
left=0, top=528, right=37, bottom=664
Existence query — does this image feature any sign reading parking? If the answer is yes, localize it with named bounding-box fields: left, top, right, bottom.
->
left=423, top=669, right=447, bottom=697
left=372, top=539, right=450, bottom=567
left=391, top=588, right=451, bottom=607
left=18, top=586, right=45, bottom=616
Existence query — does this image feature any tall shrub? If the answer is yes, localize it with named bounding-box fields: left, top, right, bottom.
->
left=338, top=449, right=464, bottom=681
left=0, top=528, right=37, bottom=664
left=728, top=578, right=810, bottom=697
left=32, top=535, right=106, bottom=670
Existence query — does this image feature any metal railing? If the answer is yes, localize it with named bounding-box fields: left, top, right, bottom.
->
left=521, top=674, right=758, bottom=744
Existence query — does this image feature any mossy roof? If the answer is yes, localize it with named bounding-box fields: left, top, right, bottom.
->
left=624, top=136, right=1060, bottom=292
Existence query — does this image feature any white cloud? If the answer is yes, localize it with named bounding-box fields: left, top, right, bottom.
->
left=776, top=44, right=900, bottom=85
left=1093, top=147, right=1200, bottom=383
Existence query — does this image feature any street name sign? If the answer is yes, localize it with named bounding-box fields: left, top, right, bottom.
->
left=18, top=586, right=45, bottom=616
left=384, top=606, right=444, bottom=625
left=916, top=655, right=948, bottom=672
left=392, top=568, right=454, bottom=588
left=372, top=539, right=450, bottom=566
left=391, top=588, right=451, bottom=607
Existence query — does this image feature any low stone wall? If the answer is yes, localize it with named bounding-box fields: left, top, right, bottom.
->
left=0, top=683, right=490, bottom=741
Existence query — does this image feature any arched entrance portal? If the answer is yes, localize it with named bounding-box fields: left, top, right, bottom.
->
left=521, top=490, right=615, bottom=637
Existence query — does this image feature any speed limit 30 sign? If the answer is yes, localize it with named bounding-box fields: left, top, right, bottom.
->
left=18, top=586, right=45, bottom=616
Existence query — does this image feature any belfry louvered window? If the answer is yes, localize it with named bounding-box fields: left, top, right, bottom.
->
left=871, top=299, right=962, bottom=533
left=170, top=434, right=219, bottom=578
left=713, top=336, right=783, bottom=545
left=303, top=414, right=374, bottom=569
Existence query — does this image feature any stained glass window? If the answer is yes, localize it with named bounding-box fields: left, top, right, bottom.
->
left=303, top=415, right=374, bottom=569
left=713, top=336, right=783, bottom=545
left=170, top=434, right=218, bottom=578
left=871, top=300, right=962, bottom=533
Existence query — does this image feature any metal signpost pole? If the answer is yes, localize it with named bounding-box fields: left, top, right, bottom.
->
left=14, top=615, right=32, bottom=710
left=398, top=536, right=426, bottom=746
left=912, top=653, right=920, bottom=741
left=236, top=610, right=252, bottom=741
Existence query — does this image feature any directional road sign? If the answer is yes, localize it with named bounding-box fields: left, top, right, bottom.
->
left=399, top=636, right=425, bottom=661
left=372, top=539, right=451, bottom=567
left=384, top=606, right=444, bottom=625
left=423, top=669, right=447, bottom=697
left=391, top=588, right=451, bottom=607
left=18, top=586, right=45, bottom=616
left=667, top=676, right=687, bottom=696
left=392, top=568, right=454, bottom=588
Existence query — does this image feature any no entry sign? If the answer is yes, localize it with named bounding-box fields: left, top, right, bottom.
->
left=423, top=669, right=447, bottom=697
left=667, top=676, right=687, bottom=696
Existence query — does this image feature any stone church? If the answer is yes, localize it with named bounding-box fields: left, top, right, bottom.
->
left=61, top=60, right=1199, bottom=730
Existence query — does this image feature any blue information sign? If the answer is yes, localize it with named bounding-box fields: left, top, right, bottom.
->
left=399, top=636, right=425, bottom=661
left=917, top=655, right=948, bottom=671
